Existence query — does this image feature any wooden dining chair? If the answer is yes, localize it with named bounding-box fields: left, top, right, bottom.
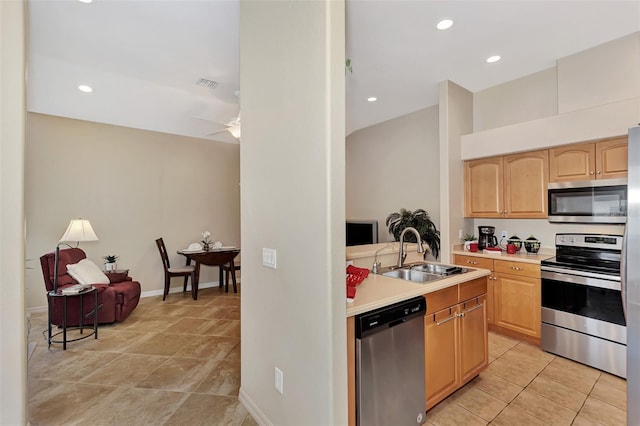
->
left=219, top=261, right=240, bottom=293
left=155, top=238, right=196, bottom=301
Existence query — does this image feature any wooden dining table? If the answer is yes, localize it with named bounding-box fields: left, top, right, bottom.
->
left=177, top=247, right=240, bottom=298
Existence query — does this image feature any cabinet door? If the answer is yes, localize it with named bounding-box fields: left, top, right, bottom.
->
left=503, top=150, right=548, bottom=218
left=459, top=296, right=488, bottom=385
left=493, top=272, right=541, bottom=338
left=596, top=137, right=628, bottom=179
left=453, top=255, right=494, bottom=325
left=549, top=142, right=595, bottom=182
left=425, top=307, right=459, bottom=410
left=464, top=157, right=504, bottom=217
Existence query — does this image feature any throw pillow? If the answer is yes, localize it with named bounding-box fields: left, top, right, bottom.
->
left=66, top=259, right=110, bottom=285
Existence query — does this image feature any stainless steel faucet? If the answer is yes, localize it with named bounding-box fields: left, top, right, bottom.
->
left=397, top=227, right=425, bottom=268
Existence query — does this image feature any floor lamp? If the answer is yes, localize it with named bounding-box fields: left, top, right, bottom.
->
left=52, top=218, right=99, bottom=293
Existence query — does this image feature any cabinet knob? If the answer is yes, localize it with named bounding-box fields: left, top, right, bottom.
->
left=590, top=171, right=595, bottom=175
left=597, top=170, right=602, bottom=174
left=510, top=266, right=523, bottom=271
left=467, top=260, right=478, bottom=265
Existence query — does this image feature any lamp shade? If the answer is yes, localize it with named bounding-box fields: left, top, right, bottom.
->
left=59, top=219, right=99, bottom=242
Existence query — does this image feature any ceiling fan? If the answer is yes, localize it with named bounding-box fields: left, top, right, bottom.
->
left=208, top=113, right=241, bottom=139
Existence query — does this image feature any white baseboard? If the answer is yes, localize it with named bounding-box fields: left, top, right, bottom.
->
left=239, top=387, right=272, bottom=426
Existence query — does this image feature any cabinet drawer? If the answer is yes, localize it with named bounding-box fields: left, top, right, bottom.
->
left=453, top=255, right=493, bottom=271
left=494, top=260, right=540, bottom=278
left=460, top=278, right=487, bottom=302
left=425, top=285, right=458, bottom=315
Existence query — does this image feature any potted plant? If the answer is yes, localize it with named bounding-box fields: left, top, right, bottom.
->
left=385, top=208, right=441, bottom=259
left=102, top=254, right=119, bottom=272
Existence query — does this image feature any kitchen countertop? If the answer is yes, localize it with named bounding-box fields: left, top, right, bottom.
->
left=344, top=242, right=554, bottom=318
left=346, top=266, right=490, bottom=317
left=451, top=244, right=555, bottom=264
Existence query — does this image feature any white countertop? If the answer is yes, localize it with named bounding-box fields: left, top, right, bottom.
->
left=346, top=267, right=490, bottom=317
left=451, top=244, right=555, bottom=264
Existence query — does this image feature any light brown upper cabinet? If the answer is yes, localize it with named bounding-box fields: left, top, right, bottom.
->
left=549, top=136, right=628, bottom=182
left=464, top=150, right=549, bottom=218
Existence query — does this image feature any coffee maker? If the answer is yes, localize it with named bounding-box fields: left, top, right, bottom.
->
left=478, top=226, right=498, bottom=250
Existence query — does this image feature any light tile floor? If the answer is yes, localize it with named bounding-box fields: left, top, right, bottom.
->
left=28, top=285, right=257, bottom=426
left=427, top=332, right=627, bottom=426
left=28, top=287, right=627, bottom=425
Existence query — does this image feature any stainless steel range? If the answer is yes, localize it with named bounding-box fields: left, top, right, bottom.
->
left=541, top=233, right=626, bottom=378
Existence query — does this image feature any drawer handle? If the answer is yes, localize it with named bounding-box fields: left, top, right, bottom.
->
left=435, top=314, right=457, bottom=326
left=467, top=260, right=479, bottom=265
left=510, top=266, right=523, bottom=271
left=463, top=304, right=484, bottom=315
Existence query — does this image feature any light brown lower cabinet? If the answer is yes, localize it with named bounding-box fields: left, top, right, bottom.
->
left=346, top=278, right=489, bottom=424
left=425, top=285, right=488, bottom=410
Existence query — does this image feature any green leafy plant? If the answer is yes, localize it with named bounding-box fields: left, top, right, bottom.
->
left=385, top=208, right=441, bottom=259
left=102, top=255, right=119, bottom=264
left=345, top=58, right=352, bottom=74
left=462, top=233, right=477, bottom=242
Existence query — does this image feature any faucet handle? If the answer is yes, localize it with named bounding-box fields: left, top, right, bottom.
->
left=372, top=261, right=381, bottom=274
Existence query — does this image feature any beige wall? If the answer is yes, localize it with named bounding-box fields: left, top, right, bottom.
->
left=473, top=67, right=558, bottom=132
left=25, top=113, right=240, bottom=309
left=239, top=1, right=346, bottom=424
left=463, top=32, right=640, bottom=159
left=558, top=33, right=640, bottom=114
left=439, top=81, right=473, bottom=264
left=345, top=106, right=440, bottom=248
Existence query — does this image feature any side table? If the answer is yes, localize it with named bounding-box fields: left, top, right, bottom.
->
left=47, top=286, right=100, bottom=350
left=105, top=269, right=129, bottom=276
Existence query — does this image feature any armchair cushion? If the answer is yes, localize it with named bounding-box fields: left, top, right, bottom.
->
left=67, top=259, right=110, bottom=285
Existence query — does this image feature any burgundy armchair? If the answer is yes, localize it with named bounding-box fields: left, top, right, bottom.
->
left=40, top=248, right=141, bottom=326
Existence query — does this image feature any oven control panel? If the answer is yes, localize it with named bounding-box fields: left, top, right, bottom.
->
left=555, top=233, right=622, bottom=250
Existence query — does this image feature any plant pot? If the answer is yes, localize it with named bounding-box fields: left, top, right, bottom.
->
left=105, top=262, right=117, bottom=272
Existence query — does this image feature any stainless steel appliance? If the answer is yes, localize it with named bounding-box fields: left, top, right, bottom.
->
left=355, top=296, right=426, bottom=426
left=478, top=226, right=498, bottom=250
left=624, top=125, right=639, bottom=424
left=541, top=233, right=626, bottom=378
left=547, top=178, right=627, bottom=223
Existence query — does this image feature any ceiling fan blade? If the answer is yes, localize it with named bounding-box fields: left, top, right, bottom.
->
left=207, top=128, right=230, bottom=136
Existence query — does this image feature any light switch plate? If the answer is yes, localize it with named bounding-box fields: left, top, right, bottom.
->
left=275, top=366, right=284, bottom=394
left=262, top=248, right=277, bottom=269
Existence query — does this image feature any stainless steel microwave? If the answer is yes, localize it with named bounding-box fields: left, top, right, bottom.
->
left=548, top=178, right=627, bottom=223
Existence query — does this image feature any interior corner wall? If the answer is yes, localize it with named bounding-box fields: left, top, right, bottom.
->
left=345, top=106, right=440, bottom=246
left=473, top=67, right=558, bottom=132
left=25, top=113, right=240, bottom=309
left=439, top=81, right=472, bottom=264
left=0, top=0, right=27, bottom=423
left=239, top=1, right=346, bottom=424
left=558, top=32, right=640, bottom=114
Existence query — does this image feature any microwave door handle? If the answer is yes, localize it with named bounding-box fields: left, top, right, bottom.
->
left=622, top=229, right=627, bottom=321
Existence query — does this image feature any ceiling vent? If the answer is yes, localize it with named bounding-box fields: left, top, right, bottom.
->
left=196, top=78, right=219, bottom=89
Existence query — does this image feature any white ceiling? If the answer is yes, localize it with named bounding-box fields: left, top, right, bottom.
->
left=27, top=0, right=640, bottom=142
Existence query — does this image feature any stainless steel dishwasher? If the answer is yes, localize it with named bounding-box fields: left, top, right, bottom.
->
left=355, top=296, right=426, bottom=426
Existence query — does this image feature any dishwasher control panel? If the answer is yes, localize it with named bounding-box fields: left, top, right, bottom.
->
left=355, top=296, right=426, bottom=339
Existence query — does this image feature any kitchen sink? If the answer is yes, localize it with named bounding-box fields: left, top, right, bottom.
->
left=382, top=268, right=442, bottom=283
left=409, top=263, right=464, bottom=275
left=380, top=262, right=469, bottom=284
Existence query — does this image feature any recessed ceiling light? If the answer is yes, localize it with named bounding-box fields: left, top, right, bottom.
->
left=436, top=19, right=453, bottom=30
left=367, top=97, right=377, bottom=102
left=486, top=55, right=501, bottom=63
left=78, top=0, right=93, bottom=3
left=78, top=85, right=93, bottom=93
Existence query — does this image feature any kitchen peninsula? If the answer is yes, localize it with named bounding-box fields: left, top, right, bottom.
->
left=345, top=243, right=492, bottom=425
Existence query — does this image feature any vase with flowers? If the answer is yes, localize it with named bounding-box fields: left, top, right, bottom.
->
left=201, top=231, right=214, bottom=251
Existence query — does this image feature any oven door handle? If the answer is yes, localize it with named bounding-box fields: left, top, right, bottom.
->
left=541, top=269, right=621, bottom=292
left=621, top=230, right=627, bottom=321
